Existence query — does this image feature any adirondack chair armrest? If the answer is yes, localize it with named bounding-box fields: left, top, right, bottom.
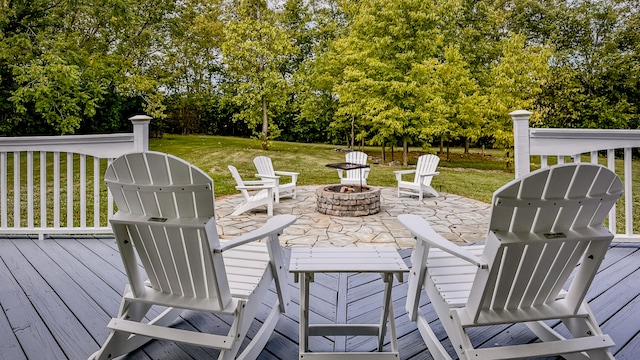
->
left=274, top=171, right=299, bottom=177
left=255, top=174, right=280, bottom=180
left=398, top=214, right=487, bottom=269
left=394, top=169, right=416, bottom=181
left=418, top=172, right=439, bottom=179
left=216, top=214, right=297, bottom=252
left=235, top=182, right=274, bottom=191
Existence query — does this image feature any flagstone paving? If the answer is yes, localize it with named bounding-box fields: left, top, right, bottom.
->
left=215, top=185, right=491, bottom=248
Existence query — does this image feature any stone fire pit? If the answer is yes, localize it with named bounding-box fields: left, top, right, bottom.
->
left=316, top=185, right=381, bottom=216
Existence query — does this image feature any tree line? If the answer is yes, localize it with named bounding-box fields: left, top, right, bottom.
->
left=1, top=0, right=639, bottom=163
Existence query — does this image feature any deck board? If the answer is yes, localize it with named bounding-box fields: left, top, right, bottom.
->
left=0, top=237, right=638, bottom=359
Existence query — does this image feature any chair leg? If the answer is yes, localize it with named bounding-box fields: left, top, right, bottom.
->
left=91, top=297, right=182, bottom=360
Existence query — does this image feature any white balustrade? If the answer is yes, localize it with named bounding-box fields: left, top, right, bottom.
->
left=511, top=110, right=640, bottom=242
left=0, top=115, right=151, bottom=239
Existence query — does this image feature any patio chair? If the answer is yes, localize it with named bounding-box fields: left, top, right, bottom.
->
left=399, top=163, right=622, bottom=360
left=228, top=165, right=275, bottom=216
left=253, top=156, right=299, bottom=203
left=394, top=154, right=440, bottom=200
left=337, top=150, right=370, bottom=186
left=91, top=151, right=295, bottom=360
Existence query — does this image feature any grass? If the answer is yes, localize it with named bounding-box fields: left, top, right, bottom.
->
left=150, top=135, right=515, bottom=203
left=4, top=134, right=638, bottom=233
left=150, top=135, right=639, bottom=233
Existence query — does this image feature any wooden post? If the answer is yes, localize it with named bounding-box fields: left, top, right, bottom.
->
left=510, top=110, right=532, bottom=179
left=129, top=115, right=152, bottom=152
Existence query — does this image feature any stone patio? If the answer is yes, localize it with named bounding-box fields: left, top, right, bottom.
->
left=215, top=185, right=491, bottom=248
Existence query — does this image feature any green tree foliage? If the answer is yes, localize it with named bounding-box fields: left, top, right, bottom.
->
left=2, top=0, right=638, bottom=146
left=221, top=0, right=296, bottom=150
left=0, top=0, right=176, bottom=135
left=507, top=0, right=640, bottom=129
left=306, top=0, right=549, bottom=163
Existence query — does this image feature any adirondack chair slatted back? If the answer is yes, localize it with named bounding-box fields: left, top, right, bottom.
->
left=228, top=165, right=251, bottom=199
left=254, top=156, right=275, bottom=177
left=468, top=163, right=623, bottom=322
left=345, top=151, right=367, bottom=180
left=105, top=152, right=231, bottom=310
left=414, top=154, right=439, bottom=186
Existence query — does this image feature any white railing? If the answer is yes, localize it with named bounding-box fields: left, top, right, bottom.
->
left=0, top=115, right=151, bottom=239
left=511, top=110, right=640, bottom=242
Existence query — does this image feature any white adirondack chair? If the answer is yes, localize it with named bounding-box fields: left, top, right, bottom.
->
left=228, top=165, right=275, bottom=216
left=337, top=150, right=370, bottom=186
left=394, top=154, right=440, bottom=200
left=253, top=156, right=299, bottom=203
left=399, top=163, right=622, bottom=360
left=91, top=151, right=296, bottom=360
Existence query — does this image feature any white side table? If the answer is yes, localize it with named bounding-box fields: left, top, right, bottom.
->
left=289, top=247, right=409, bottom=359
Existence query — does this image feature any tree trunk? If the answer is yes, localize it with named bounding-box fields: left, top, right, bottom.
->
left=261, top=95, right=269, bottom=150
left=403, top=136, right=408, bottom=166
left=464, top=136, right=469, bottom=153
left=391, top=145, right=394, bottom=162
left=350, top=117, right=355, bottom=150
left=446, top=140, right=450, bottom=161
left=439, top=137, right=444, bottom=155
left=381, top=142, right=386, bottom=163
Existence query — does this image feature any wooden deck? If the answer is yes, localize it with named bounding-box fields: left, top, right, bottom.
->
left=1, top=236, right=639, bottom=359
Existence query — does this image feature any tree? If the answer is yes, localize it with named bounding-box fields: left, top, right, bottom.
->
left=0, top=0, right=179, bottom=135
left=318, top=0, right=445, bottom=165
left=221, top=0, right=296, bottom=150
left=506, top=0, right=640, bottom=130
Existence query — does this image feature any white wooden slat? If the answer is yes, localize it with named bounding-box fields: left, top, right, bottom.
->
left=512, top=170, right=549, bottom=232
left=107, top=158, right=114, bottom=220
left=467, top=235, right=503, bottom=316
left=519, top=241, right=562, bottom=308
left=505, top=244, right=545, bottom=309
left=544, top=165, right=576, bottom=199
left=180, top=228, right=208, bottom=298
left=1, top=152, right=6, bottom=228
left=531, top=203, right=559, bottom=233
left=431, top=274, right=475, bottom=284
left=204, top=245, right=228, bottom=308
left=27, top=151, right=33, bottom=228
left=165, top=227, right=195, bottom=297
left=53, top=152, right=60, bottom=227
left=607, top=149, right=617, bottom=234
left=154, top=187, right=178, bottom=219
left=489, top=181, right=520, bottom=232
left=590, top=150, right=598, bottom=164
left=94, top=157, right=100, bottom=228
left=557, top=155, right=565, bottom=164
left=492, top=243, right=526, bottom=310
left=624, top=147, right=633, bottom=236
left=540, top=155, right=548, bottom=168
left=532, top=241, right=580, bottom=306
left=546, top=242, right=589, bottom=304
left=80, top=154, right=86, bottom=228
left=66, top=153, right=73, bottom=228
left=150, top=225, right=182, bottom=295
left=40, top=152, right=46, bottom=230
left=553, top=203, right=581, bottom=232
left=13, top=152, right=20, bottom=228
left=132, top=224, right=169, bottom=293
left=127, top=153, right=151, bottom=184
left=567, top=164, right=599, bottom=198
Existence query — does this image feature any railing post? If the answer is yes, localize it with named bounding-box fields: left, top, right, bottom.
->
left=510, top=110, right=532, bottom=179
left=129, top=115, right=152, bottom=152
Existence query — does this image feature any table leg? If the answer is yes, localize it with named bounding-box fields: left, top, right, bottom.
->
left=378, top=272, right=394, bottom=351
left=299, top=273, right=311, bottom=354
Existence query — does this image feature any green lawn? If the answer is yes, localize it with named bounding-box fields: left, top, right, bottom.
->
left=150, top=135, right=515, bottom=203
left=150, top=135, right=640, bottom=234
